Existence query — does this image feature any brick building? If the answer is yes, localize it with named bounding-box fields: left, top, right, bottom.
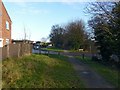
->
left=0, top=0, right=12, bottom=47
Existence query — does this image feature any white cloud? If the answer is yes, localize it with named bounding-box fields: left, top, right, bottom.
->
left=28, top=9, right=49, bottom=14
left=16, top=7, right=50, bottom=15
left=3, top=0, right=27, bottom=7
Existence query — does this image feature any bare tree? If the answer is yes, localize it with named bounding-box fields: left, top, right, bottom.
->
left=22, top=25, right=31, bottom=43
left=87, top=2, right=120, bottom=62
left=23, top=25, right=27, bottom=41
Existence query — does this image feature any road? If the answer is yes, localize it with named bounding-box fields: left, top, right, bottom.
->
left=32, top=49, right=59, bottom=55
left=32, top=48, right=94, bottom=57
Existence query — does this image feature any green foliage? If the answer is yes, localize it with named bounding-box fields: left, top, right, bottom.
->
left=89, top=16, right=112, bottom=60
left=2, top=55, right=84, bottom=88
left=49, top=20, right=90, bottom=50
left=110, top=2, right=120, bottom=55
left=49, top=25, right=65, bottom=48
left=88, top=2, right=120, bottom=61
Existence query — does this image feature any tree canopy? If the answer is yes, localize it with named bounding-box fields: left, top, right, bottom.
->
left=49, top=20, right=90, bottom=50
left=88, top=2, right=120, bottom=61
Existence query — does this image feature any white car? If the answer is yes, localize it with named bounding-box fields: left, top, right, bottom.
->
left=33, top=45, right=40, bottom=50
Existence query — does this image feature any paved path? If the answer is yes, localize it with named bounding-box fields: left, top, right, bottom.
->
left=32, top=49, right=115, bottom=88
left=67, top=55, right=115, bottom=88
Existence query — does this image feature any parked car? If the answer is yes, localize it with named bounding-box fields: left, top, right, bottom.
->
left=33, top=44, right=40, bottom=50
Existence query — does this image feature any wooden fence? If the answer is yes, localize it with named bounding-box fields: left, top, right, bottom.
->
left=0, top=43, right=32, bottom=60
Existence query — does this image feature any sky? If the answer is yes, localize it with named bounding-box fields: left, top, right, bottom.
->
left=3, top=1, right=92, bottom=41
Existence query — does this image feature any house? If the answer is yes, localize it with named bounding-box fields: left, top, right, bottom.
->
left=0, top=0, right=12, bottom=47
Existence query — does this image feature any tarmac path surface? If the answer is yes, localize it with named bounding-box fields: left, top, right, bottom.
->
left=66, top=55, right=115, bottom=88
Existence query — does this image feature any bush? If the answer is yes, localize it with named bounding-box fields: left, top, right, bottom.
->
left=92, top=56, right=98, bottom=61
left=92, top=54, right=102, bottom=62
left=110, top=54, right=120, bottom=69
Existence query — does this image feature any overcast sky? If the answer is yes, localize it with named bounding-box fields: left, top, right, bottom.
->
left=3, top=1, right=91, bottom=41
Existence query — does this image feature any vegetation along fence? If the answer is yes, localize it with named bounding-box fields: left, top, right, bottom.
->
left=0, top=43, right=32, bottom=60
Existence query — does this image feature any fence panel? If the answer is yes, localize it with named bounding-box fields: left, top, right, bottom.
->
left=2, top=46, right=7, bottom=60
left=0, top=48, right=2, bottom=60
left=1, top=43, right=32, bottom=60
left=9, top=44, right=19, bottom=58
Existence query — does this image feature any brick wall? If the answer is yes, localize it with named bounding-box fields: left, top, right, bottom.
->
left=0, top=1, right=2, bottom=39
left=2, top=2, right=12, bottom=46
left=1, top=46, right=7, bottom=60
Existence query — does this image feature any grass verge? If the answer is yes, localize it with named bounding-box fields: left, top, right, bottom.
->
left=76, top=56, right=119, bottom=88
left=41, top=47, right=64, bottom=52
left=2, top=54, right=84, bottom=88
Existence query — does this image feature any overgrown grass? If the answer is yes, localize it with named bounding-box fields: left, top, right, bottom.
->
left=2, top=54, right=84, bottom=88
left=76, top=56, right=119, bottom=88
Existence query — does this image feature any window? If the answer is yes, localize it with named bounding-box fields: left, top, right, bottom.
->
left=6, top=39, right=9, bottom=45
left=6, top=21, right=9, bottom=30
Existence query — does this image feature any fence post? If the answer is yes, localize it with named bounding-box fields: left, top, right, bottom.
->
left=18, top=44, right=20, bottom=57
left=7, top=45, right=10, bottom=58
left=48, top=50, right=49, bottom=55
left=39, top=48, right=41, bottom=54
left=0, top=48, right=2, bottom=60
left=58, top=52, right=60, bottom=55
left=82, top=53, right=84, bottom=60
left=28, top=44, right=29, bottom=54
left=20, top=43, right=23, bottom=56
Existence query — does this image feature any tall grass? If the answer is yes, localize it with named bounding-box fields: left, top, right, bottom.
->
left=2, top=54, right=84, bottom=88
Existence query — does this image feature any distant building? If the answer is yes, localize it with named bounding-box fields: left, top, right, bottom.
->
left=12, top=39, right=33, bottom=44
left=0, top=0, right=12, bottom=47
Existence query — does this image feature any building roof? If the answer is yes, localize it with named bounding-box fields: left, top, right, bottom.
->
left=12, top=39, right=34, bottom=43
